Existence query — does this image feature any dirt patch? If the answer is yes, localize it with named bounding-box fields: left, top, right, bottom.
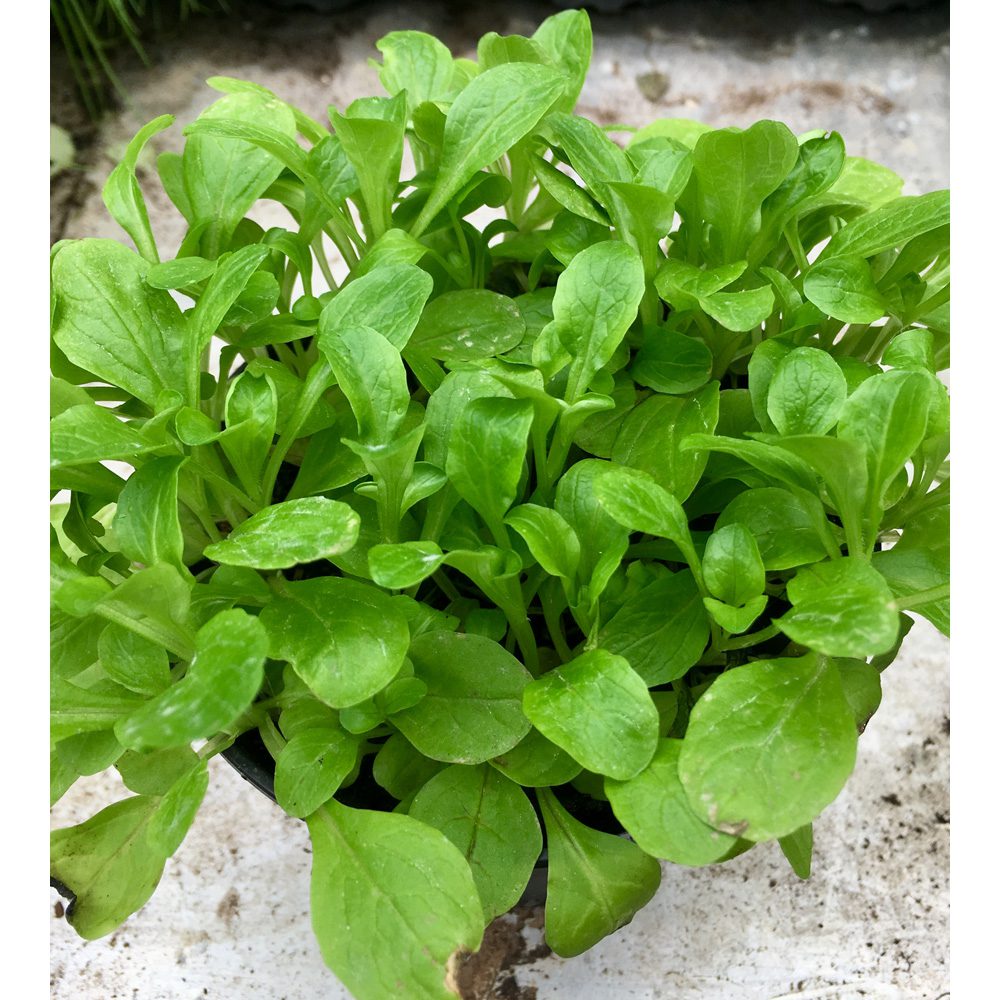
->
left=454, top=906, right=550, bottom=1000
left=215, top=887, right=241, bottom=926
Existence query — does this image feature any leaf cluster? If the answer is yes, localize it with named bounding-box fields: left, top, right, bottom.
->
left=50, top=10, right=949, bottom=998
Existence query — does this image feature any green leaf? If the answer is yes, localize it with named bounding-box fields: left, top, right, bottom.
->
left=555, top=460, right=629, bottom=610
left=113, top=457, right=186, bottom=573
left=103, top=115, right=174, bottom=263
left=410, top=764, right=542, bottom=920
left=594, top=465, right=692, bottom=551
left=835, top=658, right=883, bottom=732
left=537, top=788, right=661, bottom=958
left=504, top=504, right=581, bottom=580
left=115, top=609, right=267, bottom=750
left=188, top=244, right=270, bottom=351
left=766, top=346, right=848, bottom=436
left=532, top=9, right=593, bottom=113
left=777, top=557, right=899, bottom=658
left=523, top=649, right=658, bottom=780
left=330, top=95, right=406, bottom=240
left=819, top=189, right=950, bottom=261
left=146, top=759, right=210, bottom=856
left=393, top=631, right=533, bottom=764
left=716, top=488, right=829, bottom=570
left=551, top=241, right=645, bottom=401
left=182, top=92, right=296, bottom=251
left=274, top=728, right=359, bottom=818
left=678, top=653, right=857, bottom=840
left=408, top=289, right=526, bottom=362
left=632, top=329, right=713, bottom=395
left=50, top=403, right=160, bottom=468
left=146, top=256, right=217, bottom=289
left=531, top=154, right=610, bottom=225
left=321, top=264, right=433, bottom=350
left=611, top=384, right=720, bottom=501
left=373, top=732, right=445, bottom=801
left=542, top=113, right=631, bottom=205
left=703, top=594, right=768, bottom=634
left=446, top=396, right=534, bottom=535
left=220, top=370, right=278, bottom=496
left=778, top=824, right=813, bottom=879
left=423, top=368, right=511, bottom=468
left=320, top=325, right=409, bottom=446
left=692, top=121, right=798, bottom=263
left=838, top=369, right=932, bottom=500
left=307, top=802, right=484, bottom=1000
left=52, top=240, right=186, bottom=405
left=489, top=728, right=582, bottom=787
left=702, top=524, right=765, bottom=608
left=804, top=255, right=887, bottom=324
left=374, top=31, right=455, bottom=112
left=415, top=63, right=565, bottom=234
left=204, top=498, right=360, bottom=570
left=51, top=796, right=165, bottom=939
left=261, top=578, right=410, bottom=708
left=116, top=746, right=201, bottom=795
left=598, top=571, right=709, bottom=685
left=51, top=681, right=144, bottom=744
left=605, top=739, right=736, bottom=866
left=98, top=624, right=171, bottom=698
left=368, top=541, right=446, bottom=589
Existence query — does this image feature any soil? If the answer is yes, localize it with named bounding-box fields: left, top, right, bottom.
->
left=453, top=907, right=551, bottom=1000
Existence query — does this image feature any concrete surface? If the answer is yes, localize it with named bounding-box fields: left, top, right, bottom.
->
left=50, top=2, right=950, bottom=997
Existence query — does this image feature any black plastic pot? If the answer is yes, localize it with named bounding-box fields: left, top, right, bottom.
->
left=222, top=731, right=551, bottom=906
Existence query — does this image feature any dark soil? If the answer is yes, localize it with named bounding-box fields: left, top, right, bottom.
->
left=454, top=907, right=551, bottom=1000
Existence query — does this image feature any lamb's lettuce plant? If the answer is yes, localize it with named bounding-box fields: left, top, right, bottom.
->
left=50, top=9, right=949, bottom=998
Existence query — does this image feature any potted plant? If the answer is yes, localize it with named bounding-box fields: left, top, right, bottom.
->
left=50, top=8, right=949, bottom=998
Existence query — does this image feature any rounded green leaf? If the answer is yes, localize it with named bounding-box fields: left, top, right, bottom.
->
left=632, top=328, right=713, bottom=395
left=678, top=653, right=858, bottom=841
left=98, top=624, right=171, bottom=698
left=306, top=802, right=484, bottom=999
left=523, top=649, right=658, bottom=780
left=702, top=523, right=765, bottom=608
left=393, top=632, right=533, bottom=764
left=777, top=556, right=899, bottom=658
left=410, top=764, right=542, bottom=920
left=605, top=739, right=736, bottom=866
left=409, top=289, right=526, bottom=362
left=204, top=498, right=360, bottom=570
left=368, top=541, right=446, bottom=589
left=261, top=578, right=410, bottom=708
left=274, top=728, right=359, bottom=818
left=489, top=728, right=583, bottom=788
left=115, top=609, right=267, bottom=751
left=804, top=255, right=888, bottom=324
left=598, top=570, right=709, bottom=686
left=766, top=346, right=848, bottom=436
left=593, top=464, right=691, bottom=549
left=716, top=487, right=830, bottom=570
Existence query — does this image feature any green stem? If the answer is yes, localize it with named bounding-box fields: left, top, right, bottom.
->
left=896, top=583, right=949, bottom=609
left=262, top=361, right=331, bottom=504
left=540, top=585, right=574, bottom=663
left=718, top=623, right=781, bottom=651
left=94, top=604, right=195, bottom=662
